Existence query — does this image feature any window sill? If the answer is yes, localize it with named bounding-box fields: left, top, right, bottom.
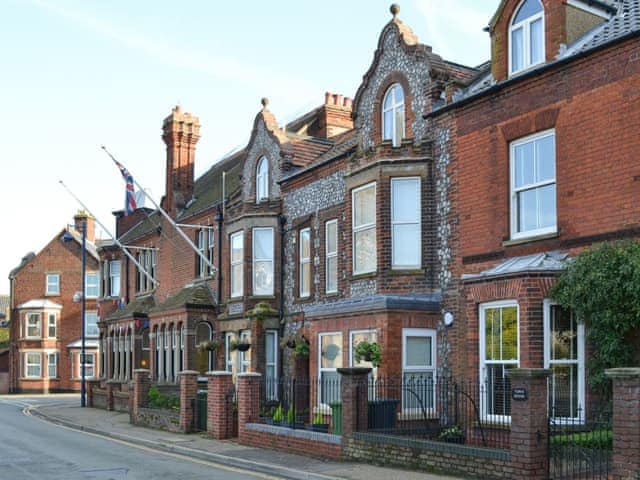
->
left=350, top=272, right=377, bottom=281
left=44, top=293, right=60, bottom=297
left=389, top=268, right=425, bottom=276
left=324, top=292, right=339, bottom=298
left=249, top=295, right=275, bottom=300
left=503, top=231, right=558, bottom=247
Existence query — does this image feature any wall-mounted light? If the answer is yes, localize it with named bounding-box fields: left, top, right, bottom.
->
left=443, top=312, right=454, bottom=327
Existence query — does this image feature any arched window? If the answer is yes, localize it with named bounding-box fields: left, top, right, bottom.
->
left=256, top=157, right=269, bottom=202
left=382, top=84, right=405, bottom=147
left=510, top=0, right=544, bottom=74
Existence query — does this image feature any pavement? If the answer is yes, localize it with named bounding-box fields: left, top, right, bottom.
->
left=26, top=398, right=462, bottom=480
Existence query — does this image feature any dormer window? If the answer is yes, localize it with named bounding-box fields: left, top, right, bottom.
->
left=382, top=84, right=405, bottom=147
left=510, top=0, right=544, bottom=75
left=256, top=157, right=269, bottom=203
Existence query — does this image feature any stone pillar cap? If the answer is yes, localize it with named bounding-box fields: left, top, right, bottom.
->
left=606, top=367, right=640, bottom=378
left=237, top=372, right=262, bottom=377
left=179, top=370, right=200, bottom=376
left=133, top=368, right=150, bottom=373
left=206, top=371, right=233, bottom=377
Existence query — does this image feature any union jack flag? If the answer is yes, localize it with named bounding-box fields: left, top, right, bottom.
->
left=113, top=159, right=137, bottom=215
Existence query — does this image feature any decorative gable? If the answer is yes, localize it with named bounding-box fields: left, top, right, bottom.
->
left=352, top=12, right=432, bottom=150
left=242, top=99, right=284, bottom=202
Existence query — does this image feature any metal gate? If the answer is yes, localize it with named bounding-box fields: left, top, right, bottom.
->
left=548, top=408, right=612, bottom=479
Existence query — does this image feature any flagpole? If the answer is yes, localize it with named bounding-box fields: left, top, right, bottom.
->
left=58, top=180, right=159, bottom=287
left=101, top=146, right=216, bottom=274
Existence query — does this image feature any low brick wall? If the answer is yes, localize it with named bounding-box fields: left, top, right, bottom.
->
left=113, top=391, right=130, bottom=413
left=344, top=433, right=512, bottom=479
left=241, top=424, right=342, bottom=460
left=134, top=407, right=181, bottom=433
left=93, top=389, right=108, bottom=409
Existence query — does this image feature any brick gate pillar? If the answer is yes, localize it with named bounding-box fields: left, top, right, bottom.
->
left=207, top=371, right=234, bottom=439
left=338, top=367, right=371, bottom=438
left=179, top=370, right=199, bottom=433
left=131, top=369, right=150, bottom=423
left=606, top=368, right=640, bottom=480
left=236, top=372, right=261, bottom=438
left=507, top=368, right=550, bottom=480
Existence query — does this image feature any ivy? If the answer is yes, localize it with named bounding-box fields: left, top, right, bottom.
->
left=550, top=241, right=640, bottom=393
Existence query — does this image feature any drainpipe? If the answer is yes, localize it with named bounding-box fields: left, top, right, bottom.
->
left=215, top=206, right=224, bottom=306
left=125, top=255, right=130, bottom=304
left=278, top=214, right=287, bottom=326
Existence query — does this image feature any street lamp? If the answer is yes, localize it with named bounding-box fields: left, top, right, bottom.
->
left=63, top=220, right=87, bottom=407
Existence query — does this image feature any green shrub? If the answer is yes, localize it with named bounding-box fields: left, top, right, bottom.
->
left=549, top=429, right=612, bottom=450
left=0, top=328, right=9, bottom=349
left=272, top=404, right=284, bottom=422
left=286, top=404, right=296, bottom=424
left=148, top=385, right=180, bottom=412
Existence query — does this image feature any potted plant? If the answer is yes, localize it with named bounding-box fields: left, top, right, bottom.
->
left=229, top=338, right=251, bottom=352
left=438, top=425, right=466, bottom=444
left=305, top=411, right=329, bottom=433
left=245, top=302, right=278, bottom=322
left=354, top=340, right=382, bottom=367
left=293, top=340, right=309, bottom=358
left=284, top=404, right=304, bottom=428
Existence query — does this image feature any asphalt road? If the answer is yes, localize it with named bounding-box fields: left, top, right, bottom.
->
left=0, top=396, right=280, bottom=480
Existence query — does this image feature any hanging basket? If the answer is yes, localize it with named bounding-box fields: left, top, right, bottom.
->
left=236, top=342, right=251, bottom=352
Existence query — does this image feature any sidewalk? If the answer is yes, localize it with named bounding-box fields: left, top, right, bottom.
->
left=31, top=401, right=461, bottom=480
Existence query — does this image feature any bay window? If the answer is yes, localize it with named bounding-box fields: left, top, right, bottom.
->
left=230, top=231, right=244, bottom=298
left=253, top=227, right=274, bottom=295
left=391, top=177, right=421, bottom=269
left=352, top=183, right=376, bottom=275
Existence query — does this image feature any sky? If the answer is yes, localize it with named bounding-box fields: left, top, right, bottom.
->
left=0, top=0, right=499, bottom=295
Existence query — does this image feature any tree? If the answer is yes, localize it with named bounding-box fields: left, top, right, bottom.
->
left=550, top=241, right=640, bottom=393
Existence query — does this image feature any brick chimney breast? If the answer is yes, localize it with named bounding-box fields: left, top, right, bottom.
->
left=162, top=105, right=200, bottom=215
left=73, top=210, right=95, bottom=242
left=314, top=91, right=354, bottom=139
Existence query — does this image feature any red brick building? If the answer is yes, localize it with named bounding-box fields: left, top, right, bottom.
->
left=97, top=0, right=639, bottom=425
left=8, top=211, right=100, bottom=393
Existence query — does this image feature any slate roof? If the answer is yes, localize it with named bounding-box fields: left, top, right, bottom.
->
left=462, top=251, right=570, bottom=281
left=459, top=0, right=639, bottom=102
left=303, top=293, right=441, bottom=317
left=105, top=295, right=155, bottom=321
left=150, top=283, right=216, bottom=313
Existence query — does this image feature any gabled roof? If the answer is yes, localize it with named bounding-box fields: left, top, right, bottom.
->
left=16, top=299, right=63, bottom=310
left=105, top=295, right=155, bottom=321
left=458, top=0, right=639, bottom=102
left=150, top=283, right=216, bottom=313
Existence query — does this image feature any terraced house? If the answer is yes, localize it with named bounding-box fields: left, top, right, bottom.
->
left=92, top=1, right=639, bottom=476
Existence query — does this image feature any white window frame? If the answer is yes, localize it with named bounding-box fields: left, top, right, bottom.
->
left=544, top=299, right=585, bottom=423
left=402, top=328, right=437, bottom=413
left=299, top=228, right=311, bottom=298
left=382, top=83, right=405, bottom=147
left=26, top=313, right=41, bottom=339
left=109, top=260, right=121, bottom=297
left=48, top=313, right=57, bottom=338
left=510, top=129, right=556, bottom=240
left=256, top=156, right=269, bottom=202
left=325, top=219, right=338, bottom=294
left=46, top=273, right=60, bottom=296
left=352, top=182, right=377, bottom=275
left=80, top=352, right=95, bottom=379
left=25, top=352, right=42, bottom=378
left=509, top=0, right=545, bottom=75
left=197, top=228, right=215, bottom=278
left=239, top=330, right=251, bottom=373
left=252, top=227, right=274, bottom=296
left=85, top=272, right=99, bottom=298
left=47, top=352, right=58, bottom=378
left=391, top=177, right=421, bottom=269
left=479, top=300, right=520, bottom=422
left=225, top=332, right=237, bottom=374
left=85, top=311, right=99, bottom=338
left=265, top=330, right=278, bottom=401
left=230, top=231, right=244, bottom=298
left=318, top=332, right=343, bottom=408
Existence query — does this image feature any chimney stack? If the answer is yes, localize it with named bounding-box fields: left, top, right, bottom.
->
left=73, top=210, right=95, bottom=242
left=162, top=105, right=200, bottom=215
left=312, top=92, right=354, bottom=139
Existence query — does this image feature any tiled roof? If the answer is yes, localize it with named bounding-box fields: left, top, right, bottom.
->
left=287, top=136, right=334, bottom=166
left=459, top=0, right=639, bottom=101
left=105, top=295, right=155, bottom=321
left=563, top=0, right=639, bottom=55
left=281, top=129, right=358, bottom=182
left=150, top=283, right=215, bottom=313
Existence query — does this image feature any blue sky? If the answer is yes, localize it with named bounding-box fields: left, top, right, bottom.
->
left=0, top=0, right=499, bottom=294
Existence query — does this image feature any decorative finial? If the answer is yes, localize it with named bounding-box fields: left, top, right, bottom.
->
left=261, top=97, right=269, bottom=108
left=390, top=4, right=400, bottom=18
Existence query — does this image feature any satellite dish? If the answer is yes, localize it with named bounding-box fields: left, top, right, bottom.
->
left=443, top=312, right=454, bottom=327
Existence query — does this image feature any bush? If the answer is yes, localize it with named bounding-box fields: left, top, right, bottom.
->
left=549, top=429, right=612, bottom=450
left=0, top=328, right=8, bottom=349
left=147, top=385, right=180, bottom=412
